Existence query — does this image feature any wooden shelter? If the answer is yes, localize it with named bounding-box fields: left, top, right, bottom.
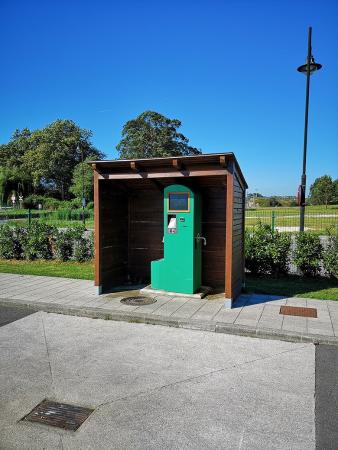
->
left=90, top=152, right=247, bottom=306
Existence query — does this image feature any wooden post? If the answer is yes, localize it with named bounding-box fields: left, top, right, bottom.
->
left=93, top=169, right=101, bottom=290
left=225, top=161, right=234, bottom=304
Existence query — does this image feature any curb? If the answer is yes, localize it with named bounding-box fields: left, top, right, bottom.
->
left=1, top=297, right=338, bottom=346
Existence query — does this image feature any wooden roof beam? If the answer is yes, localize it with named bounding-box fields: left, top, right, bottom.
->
left=172, top=159, right=185, bottom=171
left=219, top=155, right=227, bottom=168
left=130, top=161, right=139, bottom=172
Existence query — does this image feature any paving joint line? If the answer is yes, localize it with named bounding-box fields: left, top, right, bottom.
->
left=96, top=344, right=309, bottom=410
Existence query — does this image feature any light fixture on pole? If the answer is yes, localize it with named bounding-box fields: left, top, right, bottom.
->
left=297, top=26, right=322, bottom=232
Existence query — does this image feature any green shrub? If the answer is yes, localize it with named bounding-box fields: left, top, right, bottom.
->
left=0, top=224, right=26, bottom=259
left=87, top=201, right=94, bottom=210
left=54, top=229, right=75, bottom=261
left=245, top=223, right=291, bottom=276
left=23, top=194, right=45, bottom=209
left=293, top=233, right=323, bottom=277
left=42, top=197, right=62, bottom=210
left=70, top=225, right=92, bottom=262
left=323, top=233, right=338, bottom=279
left=23, top=222, right=56, bottom=260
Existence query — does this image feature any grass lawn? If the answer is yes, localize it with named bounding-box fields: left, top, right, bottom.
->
left=0, top=259, right=94, bottom=280
left=245, top=274, right=338, bottom=301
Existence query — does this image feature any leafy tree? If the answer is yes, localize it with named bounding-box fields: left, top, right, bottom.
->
left=309, top=175, right=334, bottom=207
left=21, top=120, right=104, bottom=199
left=0, top=120, right=104, bottom=201
left=70, top=158, right=94, bottom=202
left=116, top=111, right=201, bottom=159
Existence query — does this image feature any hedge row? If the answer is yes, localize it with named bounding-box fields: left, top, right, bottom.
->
left=245, top=224, right=337, bottom=278
left=0, top=223, right=93, bottom=262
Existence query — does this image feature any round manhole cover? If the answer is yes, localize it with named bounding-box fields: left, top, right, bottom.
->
left=120, top=296, right=156, bottom=306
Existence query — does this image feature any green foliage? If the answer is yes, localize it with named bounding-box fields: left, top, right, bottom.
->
left=309, top=175, right=335, bottom=207
left=54, top=225, right=89, bottom=261
left=0, top=224, right=26, bottom=259
left=23, top=222, right=56, bottom=260
left=116, top=111, right=201, bottom=159
left=293, top=233, right=323, bottom=277
left=0, top=120, right=104, bottom=200
left=71, top=225, right=93, bottom=262
left=245, top=223, right=291, bottom=276
left=69, top=158, right=94, bottom=201
left=0, top=222, right=92, bottom=262
left=323, top=232, right=338, bottom=279
left=86, top=201, right=94, bottom=209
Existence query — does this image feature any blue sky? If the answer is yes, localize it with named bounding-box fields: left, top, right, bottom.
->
left=1, top=0, right=337, bottom=195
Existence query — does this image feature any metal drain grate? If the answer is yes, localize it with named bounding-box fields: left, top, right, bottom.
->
left=120, top=296, right=156, bottom=306
left=23, top=400, right=94, bottom=431
left=280, top=306, right=317, bottom=318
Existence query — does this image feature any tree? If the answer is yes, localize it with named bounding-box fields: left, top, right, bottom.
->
left=0, top=120, right=104, bottom=200
left=309, top=175, right=334, bottom=207
left=70, top=158, right=94, bottom=202
left=116, top=111, right=201, bottom=159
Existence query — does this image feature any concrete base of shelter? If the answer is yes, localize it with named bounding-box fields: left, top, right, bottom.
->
left=140, top=285, right=212, bottom=299
left=223, top=298, right=233, bottom=309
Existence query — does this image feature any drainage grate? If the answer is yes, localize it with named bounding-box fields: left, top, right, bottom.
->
left=280, top=305, right=317, bottom=318
left=120, top=296, right=156, bottom=306
left=23, top=400, right=94, bottom=431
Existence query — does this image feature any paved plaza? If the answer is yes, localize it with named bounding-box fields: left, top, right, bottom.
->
left=0, top=273, right=337, bottom=344
left=0, top=311, right=315, bottom=449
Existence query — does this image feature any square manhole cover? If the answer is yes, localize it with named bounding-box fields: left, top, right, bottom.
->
left=280, top=305, right=317, bottom=318
left=23, top=400, right=94, bottom=431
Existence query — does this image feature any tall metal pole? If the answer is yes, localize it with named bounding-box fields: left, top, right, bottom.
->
left=299, top=27, right=312, bottom=232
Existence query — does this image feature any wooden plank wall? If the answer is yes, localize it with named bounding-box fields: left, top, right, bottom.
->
left=100, top=180, right=128, bottom=290
left=201, top=184, right=226, bottom=287
left=231, top=172, right=245, bottom=298
left=128, top=188, right=163, bottom=283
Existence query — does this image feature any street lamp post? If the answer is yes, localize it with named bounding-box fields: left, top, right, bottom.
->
left=297, top=26, right=322, bottom=232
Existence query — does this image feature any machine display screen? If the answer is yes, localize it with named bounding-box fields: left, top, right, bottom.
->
left=168, top=192, right=189, bottom=211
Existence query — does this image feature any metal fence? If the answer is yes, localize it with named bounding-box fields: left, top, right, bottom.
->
left=1, top=207, right=337, bottom=235
left=0, top=208, right=94, bottom=228
left=245, top=206, right=338, bottom=235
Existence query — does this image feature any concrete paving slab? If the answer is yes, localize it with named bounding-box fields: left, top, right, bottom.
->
left=170, top=299, right=206, bottom=319
left=0, top=312, right=315, bottom=450
left=213, top=306, right=243, bottom=324
left=282, top=316, right=308, bottom=333
left=190, top=300, right=223, bottom=321
left=286, top=297, right=308, bottom=307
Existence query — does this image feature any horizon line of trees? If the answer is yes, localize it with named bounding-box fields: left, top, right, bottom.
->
left=247, top=176, right=338, bottom=207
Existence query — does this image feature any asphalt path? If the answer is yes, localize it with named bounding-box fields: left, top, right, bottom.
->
left=0, top=304, right=34, bottom=327
left=315, top=344, right=338, bottom=450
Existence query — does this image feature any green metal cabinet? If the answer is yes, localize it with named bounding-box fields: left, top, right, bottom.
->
left=151, top=184, right=202, bottom=294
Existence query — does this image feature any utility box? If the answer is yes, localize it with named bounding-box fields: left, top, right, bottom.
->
left=151, top=184, right=202, bottom=294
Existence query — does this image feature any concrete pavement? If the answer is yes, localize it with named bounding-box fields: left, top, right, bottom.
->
left=0, top=311, right=315, bottom=449
left=0, top=273, right=338, bottom=345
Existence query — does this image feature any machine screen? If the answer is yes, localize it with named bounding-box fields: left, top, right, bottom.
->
left=168, top=192, right=189, bottom=211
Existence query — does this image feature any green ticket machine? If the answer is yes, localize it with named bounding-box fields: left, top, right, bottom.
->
left=151, top=184, right=205, bottom=294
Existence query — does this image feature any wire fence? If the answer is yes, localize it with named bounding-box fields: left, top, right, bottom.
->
left=1, top=206, right=337, bottom=235
left=0, top=208, right=94, bottom=228
left=245, top=206, right=338, bottom=235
